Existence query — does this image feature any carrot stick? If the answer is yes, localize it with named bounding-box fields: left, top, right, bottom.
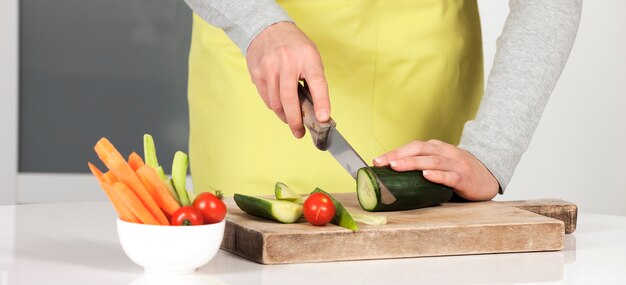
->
left=101, top=182, right=141, bottom=223
left=102, top=171, right=118, bottom=184
left=88, top=162, right=139, bottom=223
left=112, top=182, right=160, bottom=225
left=87, top=162, right=104, bottom=182
left=128, top=152, right=145, bottom=171
left=136, top=165, right=181, bottom=217
left=94, top=138, right=169, bottom=225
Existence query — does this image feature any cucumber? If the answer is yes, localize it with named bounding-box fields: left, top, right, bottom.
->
left=311, top=188, right=359, bottom=231
left=143, top=134, right=181, bottom=205
left=234, top=194, right=303, bottom=224
left=274, top=182, right=305, bottom=204
left=357, top=166, right=453, bottom=212
left=172, top=151, right=192, bottom=206
left=143, top=134, right=160, bottom=169
left=350, top=212, right=387, bottom=225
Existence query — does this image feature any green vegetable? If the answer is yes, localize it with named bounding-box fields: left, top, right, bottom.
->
left=234, top=194, right=303, bottom=224
left=143, top=134, right=180, bottom=204
left=274, top=182, right=305, bottom=204
left=350, top=212, right=387, bottom=225
left=143, top=134, right=160, bottom=169
left=172, top=151, right=192, bottom=206
left=311, top=188, right=359, bottom=231
left=357, top=166, right=453, bottom=212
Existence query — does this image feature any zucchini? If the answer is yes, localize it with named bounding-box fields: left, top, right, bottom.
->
left=311, top=188, right=359, bottom=231
left=234, top=194, right=303, bottom=224
left=274, top=182, right=305, bottom=204
left=357, top=166, right=453, bottom=212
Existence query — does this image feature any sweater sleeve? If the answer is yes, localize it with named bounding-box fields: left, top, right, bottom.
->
left=458, top=0, right=582, bottom=193
left=183, top=0, right=293, bottom=55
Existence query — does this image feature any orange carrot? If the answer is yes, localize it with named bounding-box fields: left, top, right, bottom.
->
left=136, top=165, right=180, bottom=217
left=102, top=171, right=118, bottom=184
left=101, top=182, right=141, bottom=223
left=87, top=162, right=104, bottom=182
left=88, top=162, right=140, bottom=223
left=128, top=152, right=145, bottom=172
left=112, top=182, right=160, bottom=225
left=94, top=138, right=169, bottom=225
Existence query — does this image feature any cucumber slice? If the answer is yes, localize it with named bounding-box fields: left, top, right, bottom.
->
left=234, top=194, right=303, bottom=224
left=357, top=166, right=453, bottom=212
left=172, top=151, right=191, bottom=206
left=311, top=188, right=359, bottom=231
left=350, top=212, right=387, bottom=225
left=143, top=134, right=160, bottom=169
left=163, top=176, right=181, bottom=205
left=274, top=182, right=305, bottom=204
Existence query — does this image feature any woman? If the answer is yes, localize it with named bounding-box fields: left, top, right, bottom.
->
left=183, top=0, right=581, bottom=200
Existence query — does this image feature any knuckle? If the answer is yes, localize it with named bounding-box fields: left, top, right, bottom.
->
left=409, top=140, right=422, bottom=152
left=449, top=173, right=463, bottom=186
left=302, top=44, right=319, bottom=56
left=287, top=121, right=302, bottom=130
left=430, top=156, right=443, bottom=168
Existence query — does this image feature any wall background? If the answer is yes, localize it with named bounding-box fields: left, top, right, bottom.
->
left=479, top=1, right=626, bottom=216
left=0, top=0, right=18, bottom=205
left=1, top=1, right=625, bottom=215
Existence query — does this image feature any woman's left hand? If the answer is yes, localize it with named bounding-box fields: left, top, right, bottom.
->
left=373, top=139, right=499, bottom=201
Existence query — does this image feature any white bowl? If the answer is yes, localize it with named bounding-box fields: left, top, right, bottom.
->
left=116, top=218, right=225, bottom=275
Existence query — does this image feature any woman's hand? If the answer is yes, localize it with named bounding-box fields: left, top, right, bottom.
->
left=373, top=140, right=499, bottom=201
left=246, top=22, right=330, bottom=138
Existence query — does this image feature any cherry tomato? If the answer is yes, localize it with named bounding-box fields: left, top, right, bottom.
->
left=303, top=193, right=336, bottom=226
left=193, top=192, right=227, bottom=224
left=171, top=206, right=204, bottom=226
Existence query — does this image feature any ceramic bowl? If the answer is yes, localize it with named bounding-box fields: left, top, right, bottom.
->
left=116, top=218, right=225, bottom=275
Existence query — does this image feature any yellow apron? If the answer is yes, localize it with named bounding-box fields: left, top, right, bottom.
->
left=188, top=0, right=484, bottom=196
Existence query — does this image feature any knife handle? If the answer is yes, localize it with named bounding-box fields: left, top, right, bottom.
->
left=298, top=81, right=336, bottom=151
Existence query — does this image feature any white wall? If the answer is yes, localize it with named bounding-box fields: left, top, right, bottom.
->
left=479, top=1, right=626, bottom=216
left=0, top=0, right=18, bottom=205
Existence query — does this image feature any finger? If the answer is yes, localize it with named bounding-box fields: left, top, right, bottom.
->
left=426, top=139, right=447, bottom=146
left=266, top=73, right=287, bottom=124
left=253, top=78, right=271, bottom=109
left=422, top=170, right=464, bottom=190
left=279, top=68, right=304, bottom=138
left=303, top=52, right=330, bottom=122
left=374, top=141, right=441, bottom=166
left=388, top=155, right=451, bottom=172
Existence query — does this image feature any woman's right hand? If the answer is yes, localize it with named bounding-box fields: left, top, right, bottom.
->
left=246, top=22, right=330, bottom=138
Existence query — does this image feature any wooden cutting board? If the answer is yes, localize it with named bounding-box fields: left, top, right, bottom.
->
left=220, top=193, right=577, bottom=264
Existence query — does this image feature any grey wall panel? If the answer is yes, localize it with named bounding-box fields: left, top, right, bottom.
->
left=20, top=0, right=192, bottom=173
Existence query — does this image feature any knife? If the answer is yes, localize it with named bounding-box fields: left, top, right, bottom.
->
left=297, top=81, right=396, bottom=204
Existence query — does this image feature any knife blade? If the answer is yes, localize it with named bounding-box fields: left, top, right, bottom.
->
left=297, top=81, right=396, bottom=204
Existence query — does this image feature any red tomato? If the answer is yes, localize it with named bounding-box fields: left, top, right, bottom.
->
left=193, top=192, right=227, bottom=224
left=303, top=193, right=336, bottom=226
left=171, top=206, right=204, bottom=226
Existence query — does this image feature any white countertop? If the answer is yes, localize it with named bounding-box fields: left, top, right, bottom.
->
left=1, top=202, right=625, bottom=285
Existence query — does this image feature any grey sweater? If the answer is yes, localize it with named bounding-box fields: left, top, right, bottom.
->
left=184, top=0, right=582, bottom=192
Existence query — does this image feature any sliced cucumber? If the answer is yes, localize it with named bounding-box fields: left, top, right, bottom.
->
left=357, top=166, right=453, bottom=212
left=311, top=188, right=359, bottom=231
left=234, top=194, right=303, bottom=224
left=274, top=182, right=305, bottom=204
left=351, top=212, right=387, bottom=225
left=143, top=134, right=160, bottom=169
left=172, top=151, right=191, bottom=206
